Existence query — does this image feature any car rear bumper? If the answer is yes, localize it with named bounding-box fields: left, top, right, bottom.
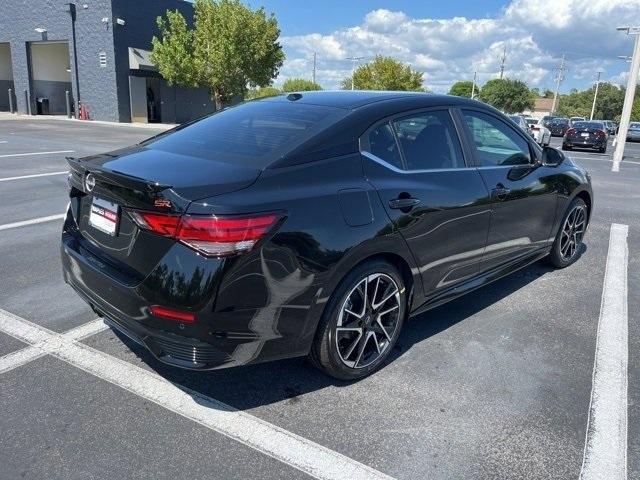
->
left=61, top=209, right=308, bottom=370
left=563, top=138, right=606, bottom=149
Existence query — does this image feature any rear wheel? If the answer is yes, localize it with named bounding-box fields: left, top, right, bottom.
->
left=309, top=260, right=406, bottom=380
left=562, top=144, right=572, bottom=151
left=546, top=198, right=588, bottom=268
left=599, top=146, right=607, bottom=153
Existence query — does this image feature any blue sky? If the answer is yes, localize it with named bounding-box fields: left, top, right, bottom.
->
left=251, top=0, right=508, bottom=36
left=242, top=0, right=640, bottom=93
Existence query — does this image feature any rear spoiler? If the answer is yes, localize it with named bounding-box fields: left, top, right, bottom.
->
left=66, top=156, right=172, bottom=194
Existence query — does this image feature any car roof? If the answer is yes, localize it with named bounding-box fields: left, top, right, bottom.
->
left=257, top=90, right=480, bottom=110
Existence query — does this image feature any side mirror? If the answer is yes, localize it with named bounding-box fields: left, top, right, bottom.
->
left=542, top=146, right=565, bottom=167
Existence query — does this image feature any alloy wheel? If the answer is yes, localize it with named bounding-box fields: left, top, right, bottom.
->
left=560, top=205, right=586, bottom=261
left=335, top=273, right=401, bottom=369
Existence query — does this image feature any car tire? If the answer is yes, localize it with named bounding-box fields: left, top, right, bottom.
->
left=309, top=259, right=406, bottom=380
left=562, top=144, right=571, bottom=151
left=599, top=146, right=606, bottom=154
left=546, top=197, right=588, bottom=269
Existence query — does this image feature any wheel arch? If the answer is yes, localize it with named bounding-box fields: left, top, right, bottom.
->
left=298, top=238, right=422, bottom=356
left=574, top=189, right=592, bottom=222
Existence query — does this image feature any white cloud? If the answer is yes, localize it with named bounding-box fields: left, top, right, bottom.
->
left=276, top=0, right=640, bottom=93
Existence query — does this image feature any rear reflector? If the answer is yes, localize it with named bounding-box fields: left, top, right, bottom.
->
left=129, top=210, right=281, bottom=257
left=150, top=305, right=196, bottom=323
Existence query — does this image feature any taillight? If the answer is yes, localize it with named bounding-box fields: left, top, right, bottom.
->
left=129, top=210, right=281, bottom=257
left=532, top=126, right=540, bottom=131
left=565, top=128, right=575, bottom=136
left=596, top=130, right=606, bottom=138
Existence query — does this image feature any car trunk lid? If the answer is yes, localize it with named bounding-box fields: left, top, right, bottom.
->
left=66, top=147, right=262, bottom=279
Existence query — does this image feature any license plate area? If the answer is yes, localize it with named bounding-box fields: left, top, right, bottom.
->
left=581, top=133, right=589, bottom=138
left=88, top=197, right=119, bottom=236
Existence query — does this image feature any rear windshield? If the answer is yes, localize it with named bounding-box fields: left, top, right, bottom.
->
left=573, top=122, right=604, bottom=130
left=526, top=119, right=539, bottom=124
left=630, top=123, right=640, bottom=130
left=550, top=118, right=569, bottom=125
left=144, top=101, right=347, bottom=168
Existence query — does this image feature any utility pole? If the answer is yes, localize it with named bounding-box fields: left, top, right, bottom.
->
left=312, top=52, right=317, bottom=84
left=551, top=54, right=566, bottom=114
left=346, top=56, right=364, bottom=90
left=499, top=45, right=507, bottom=79
left=590, top=70, right=602, bottom=120
left=471, top=71, right=477, bottom=99
left=613, top=26, right=640, bottom=171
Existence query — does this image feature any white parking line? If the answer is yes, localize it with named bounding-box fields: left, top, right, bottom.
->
left=0, top=309, right=394, bottom=480
left=580, top=223, right=628, bottom=480
left=0, top=318, right=106, bottom=374
left=0, top=171, right=68, bottom=182
left=0, top=150, right=74, bottom=158
left=0, top=214, right=66, bottom=231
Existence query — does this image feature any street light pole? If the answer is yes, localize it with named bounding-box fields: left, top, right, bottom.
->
left=471, top=71, right=477, bottom=99
left=613, top=27, right=640, bottom=171
left=346, top=56, right=364, bottom=90
left=590, top=70, right=602, bottom=120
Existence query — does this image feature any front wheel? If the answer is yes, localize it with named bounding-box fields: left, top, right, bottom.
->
left=546, top=198, right=588, bottom=268
left=309, top=260, right=406, bottom=380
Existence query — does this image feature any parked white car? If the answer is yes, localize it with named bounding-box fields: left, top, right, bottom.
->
left=525, top=118, right=551, bottom=146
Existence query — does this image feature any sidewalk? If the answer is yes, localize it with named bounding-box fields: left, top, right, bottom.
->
left=0, top=112, right=177, bottom=131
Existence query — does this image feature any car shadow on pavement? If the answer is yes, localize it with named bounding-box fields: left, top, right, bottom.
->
left=113, top=256, right=568, bottom=411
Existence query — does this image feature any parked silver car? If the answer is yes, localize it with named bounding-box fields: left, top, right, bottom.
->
left=627, top=122, right=640, bottom=142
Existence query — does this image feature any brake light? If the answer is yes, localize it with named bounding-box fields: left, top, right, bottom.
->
left=596, top=130, right=606, bottom=138
left=532, top=126, right=540, bottom=131
left=129, top=210, right=281, bottom=257
left=149, top=305, right=195, bottom=323
left=566, top=128, right=575, bottom=136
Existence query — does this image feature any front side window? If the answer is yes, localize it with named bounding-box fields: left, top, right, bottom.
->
left=463, top=110, right=532, bottom=167
left=392, top=110, right=465, bottom=170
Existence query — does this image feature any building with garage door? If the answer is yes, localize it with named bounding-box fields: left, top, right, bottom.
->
left=0, top=0, right=214, bottom=123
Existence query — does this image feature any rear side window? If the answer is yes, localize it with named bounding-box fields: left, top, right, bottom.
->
left=145, top=101, right=347, bottom=168
left=367, top=122, right=403, bottom=169
left=392, top=110, right=465, bottom=170
left=463, top=110, right=532, bottom=167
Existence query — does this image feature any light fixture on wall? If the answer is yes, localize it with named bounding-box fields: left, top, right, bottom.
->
left=34, top=27, right=47, bottom=41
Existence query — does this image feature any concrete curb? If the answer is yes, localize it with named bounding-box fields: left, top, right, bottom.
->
left=0, top=112, right=177, bottom=131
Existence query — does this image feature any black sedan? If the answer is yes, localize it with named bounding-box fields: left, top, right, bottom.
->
left=562, top=121, right=608, bottom=153
left=62, top=91, right=593, bottom=380
left=546, top=117, right=570, bottom=136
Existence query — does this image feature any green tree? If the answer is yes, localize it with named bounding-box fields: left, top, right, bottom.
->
left=341, top=56, right=424, bottom=91
left=246, top=86, right=281, bottom=100
left=282, top=78, right=322, bottom=92
left=556, top=83, right=624, bottom=119
left=479, top=78, right=535, bottom=113
left=448, top=80, right=477, bottom=98
left=543, top=89, right=554, bottom=98
left=151, top=0, right=285, bottom=110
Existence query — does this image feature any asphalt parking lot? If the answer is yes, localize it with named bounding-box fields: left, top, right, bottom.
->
left=0, top=115, right=638, bottom=480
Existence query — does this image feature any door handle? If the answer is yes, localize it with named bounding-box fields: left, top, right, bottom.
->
left=388, top=197, right=421, bottom=211
left=491, top=185, right=511, bottom=200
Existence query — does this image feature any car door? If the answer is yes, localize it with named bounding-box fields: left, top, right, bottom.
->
left=459, top=108, right=558, bottom=272
left=361, top=108, right=492, bottom=295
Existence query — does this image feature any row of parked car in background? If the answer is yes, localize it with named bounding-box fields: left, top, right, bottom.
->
left=508, top=112, right=640, bottom=154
